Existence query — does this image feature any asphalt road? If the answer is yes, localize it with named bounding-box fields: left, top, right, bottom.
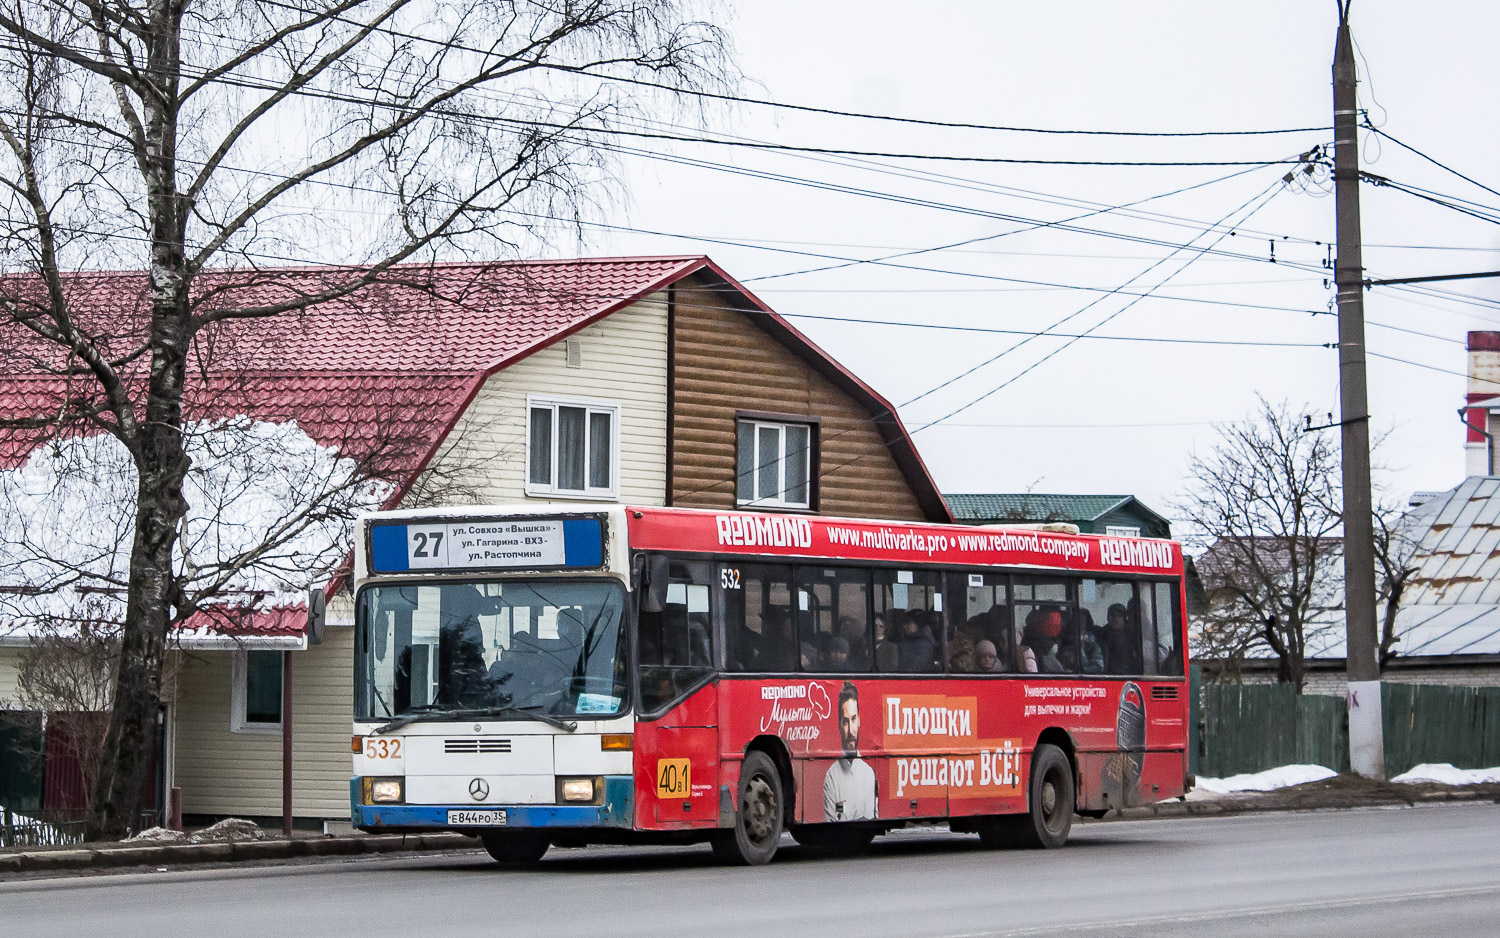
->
left=4, top=803, right=1499, bottom=937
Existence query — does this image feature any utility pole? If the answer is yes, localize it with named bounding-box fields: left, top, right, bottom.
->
left=1333, top=3, right=1385, bottom=779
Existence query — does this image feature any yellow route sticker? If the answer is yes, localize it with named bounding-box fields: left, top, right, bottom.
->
left=656, top=758, right=691, bottom=799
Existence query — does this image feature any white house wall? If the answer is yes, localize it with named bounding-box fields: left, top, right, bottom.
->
left=0, top=647, right=20, bottom=702
left=172, top=627, right=355, bottom=819
left=414, top=293, right=669, bottom=507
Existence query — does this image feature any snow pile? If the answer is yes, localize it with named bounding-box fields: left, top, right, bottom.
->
left=126, top=826, right=188, bottom=844
left=0, top=804, right=81, bottom=846
left=1391, top=763, right=1500, bottom=785
left=1195, top=764, right=1339, bottom=794
left=188, top=818, right=268, bottom=842
left=0, top=419, right=391, bottom=626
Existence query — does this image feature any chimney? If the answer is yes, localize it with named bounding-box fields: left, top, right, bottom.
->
left=1466, top=331, right=1500, bottom=476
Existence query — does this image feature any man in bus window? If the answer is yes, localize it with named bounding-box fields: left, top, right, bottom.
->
left=824, top=680, right=876, bottom=821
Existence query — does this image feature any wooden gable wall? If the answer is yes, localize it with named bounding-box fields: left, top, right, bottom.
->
left=667, top=276, right=929, bottom=522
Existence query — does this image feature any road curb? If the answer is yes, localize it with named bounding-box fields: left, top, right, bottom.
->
left=1102, top=789, right=1500, bottom=822
left=0, top=832, right=476, bottom=876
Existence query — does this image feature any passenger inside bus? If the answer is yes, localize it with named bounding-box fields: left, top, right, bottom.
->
left=755, top=607, right=797, bottom=671
left=1021, top=607, right=1067, bottom=674
left=825, top=637, right=852, bottom=670
left=893, top=610, right=935, bottom=672
left=839, top=615, right=869, bottom=668
left=974, top=639, right=1002, bottom=672
left=1101, top=602, right=1143, bottom=674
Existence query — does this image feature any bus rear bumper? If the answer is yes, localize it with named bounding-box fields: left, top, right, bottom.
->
left=351, top=776, right=634, bottom=832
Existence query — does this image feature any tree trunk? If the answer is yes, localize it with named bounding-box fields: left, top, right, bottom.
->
left=87, top=10, right=190, bottom=836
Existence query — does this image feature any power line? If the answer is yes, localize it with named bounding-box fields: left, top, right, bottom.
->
left=240, top=0, right=1330, bottom=141
left=777, top=313, right=1328, bottom=348
left=0, top=37, right=1297, bottom=169
left=906, top=181, right=1289, bottom=431
left=741, top=159, right=1294, bottom=285
left=1368, top=127, right=1500, bottom=201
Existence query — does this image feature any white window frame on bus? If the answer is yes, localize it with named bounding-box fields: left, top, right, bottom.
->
left=735, top=414, right=817, bottom=510
left=229, top=648, right=283, bottom=735
left=525, top=394, right=621, bottom=500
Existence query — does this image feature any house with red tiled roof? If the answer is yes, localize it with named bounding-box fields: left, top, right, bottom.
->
left=0, top=255, right=949, bottom=827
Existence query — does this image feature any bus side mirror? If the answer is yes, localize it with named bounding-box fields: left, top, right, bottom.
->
left=640, top=554, right=670, bottom=614
left=306, top=587, right=327, bottom=646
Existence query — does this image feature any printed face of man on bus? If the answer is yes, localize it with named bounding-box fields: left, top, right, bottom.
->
left=824, top=680, right=877, bottom=822
left=839, top=687, right=860, bottom=757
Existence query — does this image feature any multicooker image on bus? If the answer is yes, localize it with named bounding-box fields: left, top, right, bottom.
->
left=350, top=505, right=1189, bottom=865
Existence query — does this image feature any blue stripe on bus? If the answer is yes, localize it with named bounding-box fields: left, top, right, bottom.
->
left=369, top=525, right=409, bottom=572
left=562, top=518, right=604, bottom=567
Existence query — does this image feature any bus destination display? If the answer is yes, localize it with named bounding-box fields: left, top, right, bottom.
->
left=368, top=517, right=603, bottom=572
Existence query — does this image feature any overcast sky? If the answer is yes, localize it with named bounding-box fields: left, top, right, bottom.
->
left=568, top=0, right=1500, bottom=527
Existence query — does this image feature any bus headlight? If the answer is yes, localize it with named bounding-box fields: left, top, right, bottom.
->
left=558, top=777, right=597, bottom=803
left=369, top=777, right=404, bottom=804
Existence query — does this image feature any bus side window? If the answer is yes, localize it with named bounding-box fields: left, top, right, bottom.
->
left=1133, top=585, right=1157, bottom=677
left=874, top=569, right=943, bottom=673
left=1150, top=582, right=1184, bottom=676
left=638, top=560, right=714, bottom=713
left=949, top=571, right=1011, bottom=674
left=794, top=567, right=872, bottom=672
left=1014, top=577, right=1078, bottom=675
left=723, top=563, right=795, bottom=673
left=1080, top=579, right=1139, bottom=676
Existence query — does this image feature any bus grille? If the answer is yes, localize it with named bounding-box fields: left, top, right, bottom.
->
left=1150, top=686, right=1179, bottom=701
left=444, top=738, right=513, bottom=754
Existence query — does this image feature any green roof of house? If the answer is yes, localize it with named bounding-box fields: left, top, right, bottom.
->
left=945, top=493, right=1138, bottom=523
left=936, top=495, right=1170, bottom=531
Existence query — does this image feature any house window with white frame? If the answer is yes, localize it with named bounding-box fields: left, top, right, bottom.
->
left=736, top=419, right=814, bottom=509
left=527, top=396, right=619, bottom=498
left=230, top=649, right=283, bottom=734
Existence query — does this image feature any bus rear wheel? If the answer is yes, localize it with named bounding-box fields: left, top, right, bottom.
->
left=711, top=751, right=785, bottom=865
left=977, top=743, right=1075, bottom=850
left=479, top=829, right=550, bottom=866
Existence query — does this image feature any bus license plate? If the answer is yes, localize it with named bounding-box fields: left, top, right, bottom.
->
left=447, top=810, right=506, bottom=826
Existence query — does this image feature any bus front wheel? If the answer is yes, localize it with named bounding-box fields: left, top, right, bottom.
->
left=479, top=829, right=550, bottom=866
left=977, top=743, right=1075, bottom=850
left=711, top=751, right=785, bottom=865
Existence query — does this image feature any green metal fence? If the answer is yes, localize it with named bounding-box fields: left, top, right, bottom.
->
left=1193, top=682, right=1500, bottom=778
left=1381, top=684, right=1500, bottom=775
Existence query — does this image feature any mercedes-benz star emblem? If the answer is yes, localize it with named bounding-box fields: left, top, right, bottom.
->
left=468, top=777, right=490, bottom=801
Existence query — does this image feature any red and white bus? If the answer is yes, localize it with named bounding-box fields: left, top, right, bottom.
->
left=350, top=505, right=1189, bottom=865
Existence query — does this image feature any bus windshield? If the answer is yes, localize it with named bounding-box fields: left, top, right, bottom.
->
left=357, top=580, right=628, bottom=721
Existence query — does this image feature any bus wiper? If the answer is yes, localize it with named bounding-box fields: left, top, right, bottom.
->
left=372, top=705, right=576, bottom=735
left=490, top=705, right=578, bottom=733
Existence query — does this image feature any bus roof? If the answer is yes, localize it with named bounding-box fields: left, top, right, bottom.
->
left=359, top=504, right=1182, bottom=578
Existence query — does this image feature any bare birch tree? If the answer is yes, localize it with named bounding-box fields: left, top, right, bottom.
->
left=1176, top=398, right=1345, bottom=692
left=0, top=0, right=734, bottom=838
left=1179, top=398, right=1415, bottom=691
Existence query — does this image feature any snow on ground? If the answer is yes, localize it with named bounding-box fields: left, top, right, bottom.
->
left=1391, top=763, right=1500, bottom=785
left=1195, top=764, right=1339, bottom=794
left=0, top=803, right=78, bottom=846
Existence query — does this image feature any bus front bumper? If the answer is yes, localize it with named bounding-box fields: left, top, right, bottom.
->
left=351, top=776, right=633, bottom=832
